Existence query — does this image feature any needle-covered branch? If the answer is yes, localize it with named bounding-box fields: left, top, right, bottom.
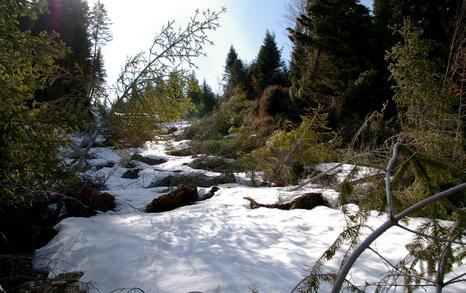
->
left=115, top=8, right=225, bottom=103
left=330, top=143, right=466, bottom=293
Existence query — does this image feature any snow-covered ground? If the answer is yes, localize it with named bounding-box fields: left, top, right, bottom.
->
left=34, top=125, right=466, bottom=293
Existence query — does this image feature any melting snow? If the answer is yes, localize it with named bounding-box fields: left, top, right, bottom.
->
left=34, top=129, right=466, bottom=293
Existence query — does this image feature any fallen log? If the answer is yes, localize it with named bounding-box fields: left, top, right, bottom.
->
left=145, top=185, right=221, bottom=212
left=199, top=186, right=220, bottom=201
left=244, top=192, right=328, bottom=210
left=145, top=185, right=199, bottom=212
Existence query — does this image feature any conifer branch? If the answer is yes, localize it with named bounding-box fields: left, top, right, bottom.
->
left=330, top=143, right=466, bottom=293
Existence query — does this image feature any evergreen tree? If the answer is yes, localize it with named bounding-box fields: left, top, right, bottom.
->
left=223, top=46, right=248, bottom=98
left=375, top=0, right=459, bottom=64
left=166, top=71, right=186, bottom=102
left=371, top=0, right=461, bottom=138
left=387, top=20, right=463, bottom=160
left=28, top=0, right=93, bottom=123
left=89, top=0, right=112, bottom=92
left=187, top=73, right=202, bottom=108
left=289, top=0, right=374, bottom=129
left=33, top=0, right=92, bottom=78
left=0, top=0, right=76, bottom=206
left=201, top=80, right=217, bottom=114
left=252, top=31, right=285, bottom=96
left=94, top=48, right=107, bottom=85
left=373, top=0, right=393, bottom=47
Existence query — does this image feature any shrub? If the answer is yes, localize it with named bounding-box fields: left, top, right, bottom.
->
left=259, top=85, right=291, bottom=117
left=182, top=88, right=255, bottom=141
left=240, top=108, right=338, bottom=186
left=108, top=75, right=193, bottom=147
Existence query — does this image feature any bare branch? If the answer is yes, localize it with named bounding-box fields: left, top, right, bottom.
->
left=385, top=142, right=400, bottom=219
left=331, top=142, right=466, bottom=293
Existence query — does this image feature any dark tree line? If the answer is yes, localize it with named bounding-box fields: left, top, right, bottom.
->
left=216, top=0, right=463, bottom=145
left=19, top=0, right=109, bottom=121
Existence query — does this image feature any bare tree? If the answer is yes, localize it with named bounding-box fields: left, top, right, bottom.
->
left=284, top=0, right=306, bottom=29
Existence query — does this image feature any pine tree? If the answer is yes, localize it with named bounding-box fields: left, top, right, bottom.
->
left=288, top=0, right=374, bottom=128
left=252, top=31, right=285, bottom=96
left=94, top=48, right=107, bottom=85
left=187, top=73, right=202, bottom=110
left=223, top=46, right=248, bottom=98
left=89, top=0, right=112, bottom=93
left=380, top=0, right=459, bottom=62
left=0, top=0, right=74, bottom=206
left=387, top=20, right=463, bottom=160
left=201, top=80, right=217, bottom=114
left=28, top=0, right=93, bottom=124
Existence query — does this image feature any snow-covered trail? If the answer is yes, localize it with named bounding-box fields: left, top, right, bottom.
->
left=35, top=127, right=466, bottom=293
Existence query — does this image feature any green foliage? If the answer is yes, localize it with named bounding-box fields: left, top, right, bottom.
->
left=28, top=0, right=93, bottom=117
left=0, top=0, right=79, bottom=207
left=296, top=144, right=466, bottom=292
left=223, top=46, right=249, bottom=98
left=89, top=0, right=112, bottom=102
left=259, top=85, right=292, bottom=117
left=387, top=20, right=464, bottom=161
left=289, top=0, right=374, bottom=126
left=359, top=146, right=466, bottom=219
left=186, top=73, right=202, bottom=116
left=201, top=80, right=218, bottom=115
left=108, top=73, right=193, bottom=147
left=251, top=31, right=287, bottom=96
left=183, top=88, right=255, bottom=141
left=241, top=108, right=337, bottom=186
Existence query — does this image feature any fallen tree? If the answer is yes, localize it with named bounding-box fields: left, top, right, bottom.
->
left=243, top=192, right=328, bottom=210
left=145, top=185, right=220, bottom=213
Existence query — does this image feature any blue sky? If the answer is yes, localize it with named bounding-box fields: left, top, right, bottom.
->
left=92, top=0, right=373, bottom=93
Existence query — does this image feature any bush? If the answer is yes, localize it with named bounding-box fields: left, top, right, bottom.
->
left=108, top=74, right=193, bottom=147
left=240, top=108, right=338, bottom=186
left=259, top=85, right=291, bottom=117
left=182, top=88, right=255, bottom=141
left=0, top=1, right=86, bottom=209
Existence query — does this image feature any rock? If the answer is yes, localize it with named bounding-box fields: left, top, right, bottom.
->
left=244, top=192, right=328, bottom=210
left=124, top=161, right=138, bottom=169
left=65, top=186, right=115, bottom=217
left=199, top=186, right=220, bottom=201
left=31, top=226, right=58, bottom=250
left=145, top=185, right=199, bottom=213
left=162, top=126, right=178, bottom=135
left=131, top=154, right=167, bottom=165
left=148, top=173, right=236, bottom=188
left=24, top=271, right=85, bottom=293
left=166, top=148, right=193, bottom=157
left=121, top=168, right=141, bottom=179
left=95, top=161, right=115, bottom=170
left=188, top=156, right=235, bottom=172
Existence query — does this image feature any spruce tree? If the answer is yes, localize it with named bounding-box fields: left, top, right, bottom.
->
left=252, top=31, right=285, bottom=96
left=289, top=0, right=374, bottom=129
left=223, top=46, right=248, bottom=98
left=201, top=80, right=217, bottom=114
left=187, top=73, right=202, bottom=110
left=380, top=0, right=459, bottom=62
left=0, top=0, right=74, bottom=206
left=29, top=0, right=93, bottom=124
left=89, top=0, right=112, bottom=99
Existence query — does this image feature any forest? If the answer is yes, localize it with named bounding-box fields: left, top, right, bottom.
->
left=1, top=0, right=466, bottom=292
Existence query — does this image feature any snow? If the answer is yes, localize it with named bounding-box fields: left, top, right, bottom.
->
left=315, top=162, right=383, bottom=183
left=34, top=130, right=466, bottom=293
